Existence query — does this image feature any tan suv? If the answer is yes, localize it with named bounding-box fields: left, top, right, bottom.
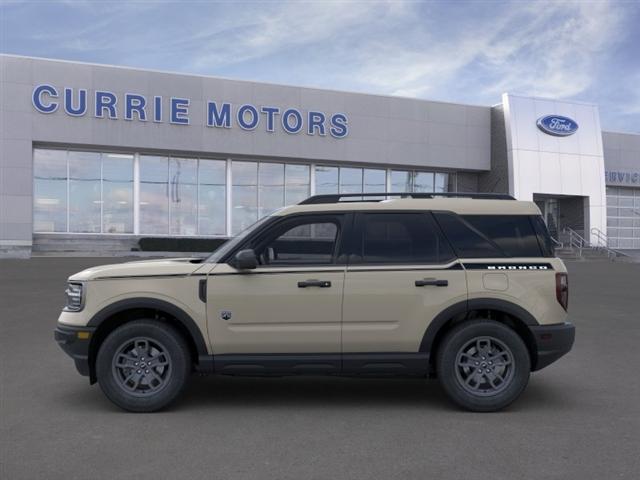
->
left=54, top=192, right=574, bottom=412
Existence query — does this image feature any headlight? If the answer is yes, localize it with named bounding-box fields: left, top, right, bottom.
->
left=64, top=282, right=84, bottom=312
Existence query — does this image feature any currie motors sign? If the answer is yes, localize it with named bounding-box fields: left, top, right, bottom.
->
left=31, top=84, right=349, bottom=138
left=536, top=115, right=578, bottom=137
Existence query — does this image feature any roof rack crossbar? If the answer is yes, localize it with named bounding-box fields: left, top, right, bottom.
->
left=299, top=192, right=515, bottom=205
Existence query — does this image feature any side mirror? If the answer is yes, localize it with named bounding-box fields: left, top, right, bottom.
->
left=233, top=249, right=258, bottom=270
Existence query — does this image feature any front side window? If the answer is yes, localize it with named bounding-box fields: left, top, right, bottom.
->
left=356, top=213, right=455, bottom=264
left=253, top=216, right=341, bottom=266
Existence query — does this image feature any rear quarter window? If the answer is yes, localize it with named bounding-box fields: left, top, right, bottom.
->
left=434, top=213, right=545, bottom=258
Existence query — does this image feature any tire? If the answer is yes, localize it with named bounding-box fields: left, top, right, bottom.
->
left=436, top=320, right=530, bottom=412
left=96, top=320, right=191, bottom=412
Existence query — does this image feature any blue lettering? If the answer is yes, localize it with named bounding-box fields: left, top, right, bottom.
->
left=237, top=104, right=259, bottom=130
left=124, top=94, right=147, bottom=121
left=63, top=88, right=87, bottom=116
left=95, top=91, right=117, bottom=119
left=282, top=108, right=303, bottom=134
left=330, top=113, right=348, bottom=138
left=170, top=97, right=189, bottom=124
left=154, top=96, right=162, bottom=122
left=32, top=84, right=59, bottom=113
left=260, top=106, right=280, bottom=132
left=307, top=111, right=326, bottom=136
left=207, top=102, right=231, bottom=128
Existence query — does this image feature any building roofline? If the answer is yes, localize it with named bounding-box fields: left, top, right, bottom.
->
left=0, top=53, right=491, bottom=109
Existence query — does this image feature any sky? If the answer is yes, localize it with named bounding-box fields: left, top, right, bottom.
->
left=1, top=0, right=639, bottom=132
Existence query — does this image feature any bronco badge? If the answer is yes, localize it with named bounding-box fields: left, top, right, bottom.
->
left=220, top=310, right=232, bottom=321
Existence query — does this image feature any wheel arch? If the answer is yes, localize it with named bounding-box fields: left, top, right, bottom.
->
left=86, top=298, right=210, bottom=383
left=421, top=299, right=539, bottom=373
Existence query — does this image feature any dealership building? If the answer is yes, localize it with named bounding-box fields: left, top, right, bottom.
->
left=1, top=54, right=639, bottom=258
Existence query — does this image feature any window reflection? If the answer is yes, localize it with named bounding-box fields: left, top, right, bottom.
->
left=363, top=169, right=386, bottom=193
left=315, top=166, right=338, bottom=194
left=390, top=170, right=413, bottom=192
left=33, top=149, right=67, bottom=232
left=198, top=159, right=226, bottom=235
left=284, top=164, right=310, bottom=205
left=413, top=172, right=435, bottom=192
left=169, top=158, right=197, bottom=236
left=259, top=163, right=284, bottom=218
left=232, top=161, right=258, bottom=234
left=103, top=154, right=133, bottom=233
left=339, top=168, right=363, bottom=194
left=68, top=151, right=101, bottom=233
left=140, top=155, right=169, bottom=234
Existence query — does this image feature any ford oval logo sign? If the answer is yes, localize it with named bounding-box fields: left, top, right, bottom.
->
left=536, top=115, right=578, bottom=137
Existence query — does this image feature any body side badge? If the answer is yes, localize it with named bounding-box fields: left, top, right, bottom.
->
left=220, top=310, right=232, bottom=321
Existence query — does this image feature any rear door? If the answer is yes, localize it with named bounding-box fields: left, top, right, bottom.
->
left=341, top=212, right=467, bottom=355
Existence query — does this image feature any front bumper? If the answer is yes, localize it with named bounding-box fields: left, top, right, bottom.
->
left=54, top=324, right=95, bottom=377
left=529, top=322, right=575, bottom=371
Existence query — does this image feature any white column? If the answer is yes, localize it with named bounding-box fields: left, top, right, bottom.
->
left=225, top=158, right=232, bottom=236
left=133, top=153, right=140, bottom=235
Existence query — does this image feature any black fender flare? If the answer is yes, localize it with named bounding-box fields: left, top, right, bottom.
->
left=87, top=297, right=209, bottom=358
left=419, top=298, right=539, bottom=354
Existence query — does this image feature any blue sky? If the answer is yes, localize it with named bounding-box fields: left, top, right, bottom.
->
left=1, top=0, right=639, bottom=132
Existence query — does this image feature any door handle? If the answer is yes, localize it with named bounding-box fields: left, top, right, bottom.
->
left=415, top=278, right=448, bottom=287
left=298, top=279, right=332, bottom=288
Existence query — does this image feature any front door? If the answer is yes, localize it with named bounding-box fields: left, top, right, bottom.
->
left=341, top=212, right=467, bottom=355
left=206, top=214, right=347, bottom=358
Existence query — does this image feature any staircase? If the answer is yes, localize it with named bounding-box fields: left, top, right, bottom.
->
left=554, top=228, right=631, bottom=262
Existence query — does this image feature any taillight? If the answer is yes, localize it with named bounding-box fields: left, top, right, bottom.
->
left=556, top=273, right=569, bottom=311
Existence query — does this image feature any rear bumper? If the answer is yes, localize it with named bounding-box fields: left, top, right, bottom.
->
left=530, top=322, right=575, bottom=371
left=54, top=324, right=95, bottom=377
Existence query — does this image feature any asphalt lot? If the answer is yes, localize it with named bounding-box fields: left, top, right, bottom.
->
left=1, top=258, right=639, bottom=480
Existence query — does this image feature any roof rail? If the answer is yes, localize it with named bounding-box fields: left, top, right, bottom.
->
left=298, top=192, right=515, bottom=205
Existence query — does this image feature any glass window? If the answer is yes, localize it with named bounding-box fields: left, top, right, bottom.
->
left=256, top=218, right=340, bottom=266
left=358, top=213, right=454, bottom=264
left=232, top=161, right=258, bottom=234
left=315, top=166, right=339, bottom=194
left=339, top=168, right=363, bottom=194
left=102, top=153, right=133, bottom=233
left=68, top=151, right=101, bottom=233
left=461, top=215, right=543, bottom=257
left=390, top=170, right=412, bottom=192
left=435, top=173, right=449, bottom=193
left=284, top=164, right=310, bottom=205
left=33, top=149, right=67, bottom=232
left=259, top=162, right=284, bottom=218
left=140, top=155, right=169, bottom=234
left=434, top=212, right=503, bottom=258
left=169, top=158, right=197, bottom=236
left=413, top=172, right=434, bottom=192
left=363, top=169, right=386, bottom=193
left=198, top=159, right=226, bottom=236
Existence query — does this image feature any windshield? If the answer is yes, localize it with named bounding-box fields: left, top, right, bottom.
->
left=205, top=216, right=272, bottom=263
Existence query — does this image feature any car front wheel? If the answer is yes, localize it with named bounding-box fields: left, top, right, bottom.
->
left=436, top=319, right=530, bottom=412
left=96, top=320, right=191, bottom=412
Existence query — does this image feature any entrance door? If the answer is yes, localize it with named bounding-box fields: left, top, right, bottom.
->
left=206, top=214, right=347, bottom=357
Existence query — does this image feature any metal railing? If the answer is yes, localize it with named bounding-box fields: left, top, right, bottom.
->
left=559, top=227, right=626, bottom=260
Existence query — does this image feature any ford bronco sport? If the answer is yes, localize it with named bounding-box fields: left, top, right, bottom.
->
left=54, top=192, right=575, bottom=412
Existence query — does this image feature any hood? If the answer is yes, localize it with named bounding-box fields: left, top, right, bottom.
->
left=68, top=258, right=206, bottom=281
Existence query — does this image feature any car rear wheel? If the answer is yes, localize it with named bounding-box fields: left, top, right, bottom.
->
left=96, top=320, right=191, bottom=412
left=436, top=319, right=530, bottom=412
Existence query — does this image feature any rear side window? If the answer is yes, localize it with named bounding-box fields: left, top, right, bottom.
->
left=433, top=212, right=503, bottom=258
left=530, top=215, right=555, bottom=257
left=434, top=213, right=544, bottom=258
left=462, top=215, right=542, bottom=257
left=355, top=213, right=455, bottom=264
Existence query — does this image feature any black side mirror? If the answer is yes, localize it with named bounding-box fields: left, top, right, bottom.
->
left=233, top=249, right=258, bottom=270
